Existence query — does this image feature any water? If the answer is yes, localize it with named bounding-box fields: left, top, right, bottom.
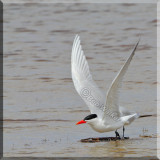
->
left=4, top=3, right=157, bottom=157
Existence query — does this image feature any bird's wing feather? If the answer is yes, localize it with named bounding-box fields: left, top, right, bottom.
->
left=71, top=35, right=105, bottom=118
left=119, top=106, right=136, bottom=116
left=103, top=39, right=140, bottom=123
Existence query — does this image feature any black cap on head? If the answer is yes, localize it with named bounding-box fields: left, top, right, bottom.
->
left=84, top=114, right=97, bottom=121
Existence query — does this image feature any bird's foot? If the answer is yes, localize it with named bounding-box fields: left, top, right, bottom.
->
left=115, top=130, right=121, bottom=139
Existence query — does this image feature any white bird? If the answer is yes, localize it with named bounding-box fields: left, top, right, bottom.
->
left=71, top=35, right=140, bottom=138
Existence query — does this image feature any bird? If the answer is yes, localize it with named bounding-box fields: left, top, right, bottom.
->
left=71, top=35, right=140, bottom=138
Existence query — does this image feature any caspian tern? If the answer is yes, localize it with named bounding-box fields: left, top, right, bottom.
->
left=71, top=35, right=140, bottom=138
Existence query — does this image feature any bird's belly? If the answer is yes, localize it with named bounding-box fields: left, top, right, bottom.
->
left=91, top=126, right=112, bottom=133
left=89, top=122, right=122, bottom=133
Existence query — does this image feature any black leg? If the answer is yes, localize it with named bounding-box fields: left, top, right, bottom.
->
left=115, top=130, right=120, bottom=139
left=123, top=126, right=125, bottom=138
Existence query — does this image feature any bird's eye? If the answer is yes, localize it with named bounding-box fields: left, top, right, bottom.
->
left=84, top=114, right=97, bottom=120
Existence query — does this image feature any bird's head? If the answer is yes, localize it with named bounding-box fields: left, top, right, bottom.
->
left=76, top=114, right=98, bottom=125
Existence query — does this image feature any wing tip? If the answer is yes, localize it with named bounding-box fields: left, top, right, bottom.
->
left=136, top=34, right=141, bottom=47
left=75, top=34, right=80, bottom=40
left=132, top=36, right=141, bottom=53
left=137, top=37, right=141, bottom=46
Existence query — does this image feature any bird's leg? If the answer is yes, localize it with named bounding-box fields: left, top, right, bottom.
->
left=122, top=126, right=125, bottom=138
left=115, top=130, right=120, bottom=139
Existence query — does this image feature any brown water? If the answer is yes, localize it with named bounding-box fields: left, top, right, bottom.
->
left=4, top=3, right=157, bottom=157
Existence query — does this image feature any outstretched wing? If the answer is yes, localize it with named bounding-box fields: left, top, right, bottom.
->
left=103, top=39, right=140, bottom=123
left=71, top=35, right=105, bottom=118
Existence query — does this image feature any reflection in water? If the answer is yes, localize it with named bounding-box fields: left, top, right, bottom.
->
left=4, top=3, right=157, bottom=157
left=88, top=141, right=129, bottom=157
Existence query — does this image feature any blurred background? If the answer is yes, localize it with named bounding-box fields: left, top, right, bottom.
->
left=4, top=3, right=157, bottom=157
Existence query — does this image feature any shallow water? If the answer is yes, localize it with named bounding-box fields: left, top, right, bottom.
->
left=4, top=3, right=157, bottom=157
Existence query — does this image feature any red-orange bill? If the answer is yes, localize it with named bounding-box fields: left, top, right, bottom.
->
left=76, top=120, right=86, bottom=125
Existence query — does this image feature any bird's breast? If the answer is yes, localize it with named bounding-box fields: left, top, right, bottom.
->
left=88, top=120, right=123, bottom=133
left=88, top=121, right=111, bottom=133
